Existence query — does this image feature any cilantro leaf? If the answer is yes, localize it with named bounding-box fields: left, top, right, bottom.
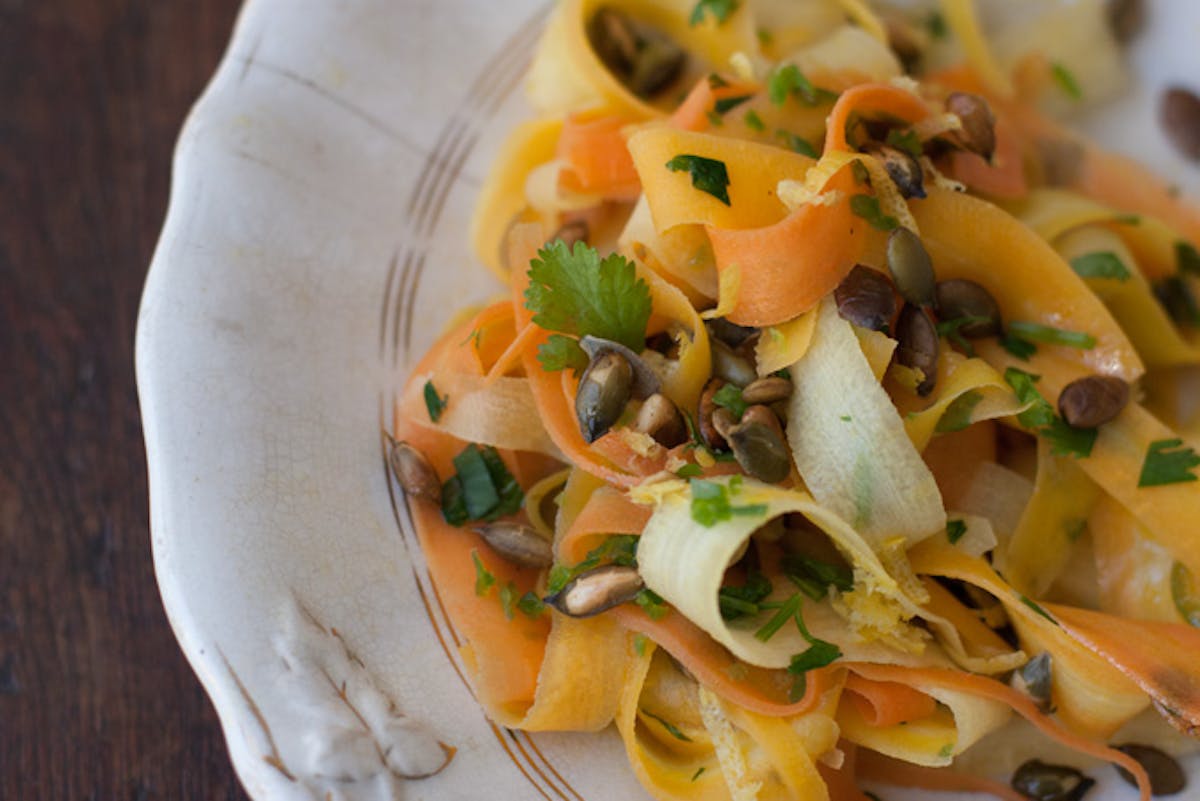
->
left=675, top=463, right=703, bottom=478
left=714, top=94, right=753, bottom=115
left=689, top=478, right=766, bottom=526
left=1139, top=438, right=1200, bottom=487
left=537, top=333, right=589, bottom=374
left=423, top=380, right=448, bottom=422
left=743, top=109, right=765, bottom=132
left=768, top=64, right=835, bottom=107
left=455, top=445, right=499, bottom=519
left=1003, top=368, right=1098, bottom=458
left=525, top=240, right=652, bottom=352
left=850, top=194, right=899, bottom=231
left=1006, top=321, right=1096, bottom=350
left=546, top=535, right=640, bottom=594
left=946, top=519, right=967, bottom=544
left=517, top=591, right=545, bottom=619
left=1070, top=251, right=1131, bottom=281
left=1051, top=62, right=1082, bottom=100
left=666, top=154, right=731, bottom=205
left=885, top=128, right=923, bottom=158
left=719, top=571, right=773, bottom=620
left=441, top=444, right=524, bottom=525
left=473, top=550, right=495, bottom=596
left=636, top=588, right=669, bottom=620
left=499, top=581, right=517, bottom=620
left=689, top=0, right=738, bottom=26
left=1000, top=333, right=1038, bottom=360
left=775, top=129, right=818, bottom=158
left=711, top=384, right=748, bottom=420
left=788, top=639, right=842, bottom=674
left=936, top=390, right=983, bottom=433
left=1177, top=241, right=1200, bottom=276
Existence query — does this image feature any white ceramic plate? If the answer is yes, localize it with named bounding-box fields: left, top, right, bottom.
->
left=137, top=2, right=1200, bottom=799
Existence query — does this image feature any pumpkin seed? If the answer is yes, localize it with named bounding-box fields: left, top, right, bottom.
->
left=1161, top=87, right=1200, bottom=162
left=867, top=144, right=926, bottom=199
left=1011, top=652, right=1053, bottom=713
left=705, top=318, right=759, bottom=349
left=473, top=522, right=553, bottom=569
left=895, top=303, right=939, bottom=396
left=887, top=227, right=936, bottom=308
left=934, top=279, right=1002, bottom=338
left=576, top=350, right=634, bottom=443
left=946, top=92, right=996, bottom=161
left=741, top=376, right=793, bottom=406
left=699, top=378, right=729, bottom=450
left=1057, top=375, right=1130, bottom=428
left=835, top=264, right=898, bottom=331
left=1113, top=744, right=1186, bottom=795
left=634, top=393, right=687, bottom=447
left=544, top=564, right=645, bottom=617
left=1010, top=760, right=1095, bottom=801
left=587, top=8, right=686, bottom=100
left=728, top=412, right=791, bottom=484
left=580, top=335, right=661, bottom=399
left=389, top=441, right=441, bottom=503
left=711, top=339, right=758, bottom=387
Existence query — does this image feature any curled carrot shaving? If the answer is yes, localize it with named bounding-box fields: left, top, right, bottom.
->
left=855, top=748, right=1026, bottom=801
left=842, top=673, right=938, bottom=727
left=557, top=110, right=642, bottom=201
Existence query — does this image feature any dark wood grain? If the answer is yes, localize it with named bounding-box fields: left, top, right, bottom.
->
left=1, top=1, right=250, bottom=798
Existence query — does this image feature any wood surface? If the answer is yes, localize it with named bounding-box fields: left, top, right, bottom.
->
left=2, top=1, right=251, bottom=798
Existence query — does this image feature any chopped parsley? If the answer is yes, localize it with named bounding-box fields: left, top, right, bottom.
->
left=1004, top=368, right=1098, bottom=458
left=711, top=383, right=748, bottom=419
left=1070, top=251, right=1131, bottom=281
left=937, top=744, right=954, bottom=758
left=636, top=588, right=669, bottom=620
left=926, top=10, right=948, bottom=39
left=441, top=444, right=524, bottom=525
left=423, top=380, right=448, bottom=422
left=775, top=129, right=818, bottom=158
left=743, top=109, right=765, bottom=132
left=719, top=570, right=773, bottom=620
left=1051, top=62, right=1082, bottom=100
left=754, top=592, right=802, bottom=642
left=641, top=707, right=692, bottom=741
left=473, top=550, right=496, bottom=596
left=675, top=462, right=704, bottom=478
left=936, top=390, right=983, bottom=434
left=525, top=241, right=652, bottom=363
left=666, top=154, right=732, bottom=205
left=1139, top=438, right=1200, bottom=487
left=781, top=553, right=853, bottom=600
left=633, top=633, right=648, bottom=656
left=768, top=64, right=836, bottom=107
left=946, top=519, right=967, bottom=544
left=1005, top=321, right=1096, bottom=350
left=1177, top=241, right=1200, bottom=276
left=537, top=333, right=589, bottom=374
left=885, top=128, right=923, bottom=158
left=850, top=194, right=899, bottom=231
left=546, top=534, right=639, bottom=594
left=999, top=333, right=1038, bottom=360
left=516, top=591, right=546, bottom=619
left=689, top=478, right=768, bottom=526
left=786, top=602, right=842, bottom=700
left=691, top=767, right=706, bottom=781
left=499, top=581, right=517, bottom=619
left=689, top=0, right=738, bottom=26
left=936, top=315, right=990, bottom=356
left=714, top=94, right=753, bottom=115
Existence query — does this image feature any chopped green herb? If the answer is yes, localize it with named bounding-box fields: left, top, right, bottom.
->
left=1064, top=518, right=1087, bottom=543
left=850, top=194, right=900, bottom=231
left=1051, top=62, right=1082, bottom=100
left=756, top=27, right=772, bottom=46
left=936, top=315, right=990, bottom=356
left=775, top=129, right=818, bottom=158
left=689, top=478, right=765, bottom=525
left=636, top=588, right=669, bottom=620
left=708, top=73, right=730, bottom=89
left=885, top=128, right=923, bottom=158
left=926, top=10, right=947, bottom=39
left=537, top=333, right=590, bottom=374
left=1070, top=251, right=1131, bottom=282
left=946, top=519, right=967, bottom=544
left=1155, top=276, right=1200, bottom=326
left=743, top=109, right=765, bottom=132
left=1139, top=438, right=1200, bottom=487
left=641, top=707, right=692, bottom=741
left=839, top=414, right=852, bottom=422
left=851, top=160, right=870, bottom=185
left=633, top=633, right=648, bottom=656
left=1170, top=562, right=1200, bottom=627
left=1006, top=321, right=1096, bottom=350
left=1114, top=214, right=1141, bottom=225
left=714, top=94, right=753, bottom=115
left=473, top=550, right=495, bottom=596
left=864, top=792, right=885, bottom=801
left=441, top=444, right=524, bottom=525
left=517, top=591, right=546, bottom=619
left=755, top=593, right=802, bottom=642
left=525, top=240, right=652, bottom=353
left=689, top=0, right=738, bottom=26
left=666, top=154, right=732, bottom=205
left=1177, top=241, right=1200, bottom=276
left=691, top=767, right=706, bottom=781
left=782, top=553, right=853, bottom=600
left=768, top=64, right=836, bottom=107
left=1019, top=594, right=1058, bottom=625
left=711, top=383, right=748, bottom=419
left=936, top=391, right=983, bottom=434
left=675, top=463, right=704, bottom=478
left=705, top=109, right=724, bottom=127
left=999, top=333, right=1038, bottom=360
left=423, top=380, right=448, bottom=422
left=937, top=743, right=954, bottom=758
left=1004, top=368, right=1098, bottom=458
left=546, top=535, right=640, bottom=594
left=499, top=581, right=517, bottom=620
left=719, top=571, right=773, bottom=620
left=788, top=607, right=842, bottom=671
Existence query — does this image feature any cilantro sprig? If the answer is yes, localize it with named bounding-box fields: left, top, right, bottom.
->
left=442, top=444, right=524, bottom=525
left=1139, top=439, right=1200, bottom=487
left=1004, top=368, right=1098, bottom=458
left=666, top=154, right=732, bottom=205
left=525, top=240, right=652, bottom=371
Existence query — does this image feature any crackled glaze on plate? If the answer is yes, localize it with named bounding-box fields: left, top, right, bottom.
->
left=137, top=1, right=1200, bottom=799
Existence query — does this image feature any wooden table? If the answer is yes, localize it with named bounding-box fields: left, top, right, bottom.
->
left=3, top=2, right=250, bottom=797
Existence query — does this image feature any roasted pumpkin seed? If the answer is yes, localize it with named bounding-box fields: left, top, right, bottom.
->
left=887, top=227, right=936, bottom=308
left=1057, top=375, right=1130, bottom=428
left=576, top=350, right=634, bottom=443
left=711, top=339, right=758, bottom=387
left=946, top=92, right=997, bottom=161
left=580, top=335, right=661, bottom=399
left=835, top=264, right=898, bottom=331
left=1161, top=87, right=1200, bottom=162
left=867, top=144, right=926, bottom=199
left=544, top=564, right=645, bottom=617
left=741, top=376, right=793, bottom=405
left=1010, top=760, right=1095, bottom=801
left=1113, top=743, right=1186, bottom=795
left=390, top=441, right=441, bottom=503
left=634, top=393, right=688, bottom=448
left=934, top=279, right=1002, bottom=338
left=728, top=415, right=791, bottom=483
left=895, top=303, right=939, bottom=396
left=473, top=522, right=554, bottom=569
